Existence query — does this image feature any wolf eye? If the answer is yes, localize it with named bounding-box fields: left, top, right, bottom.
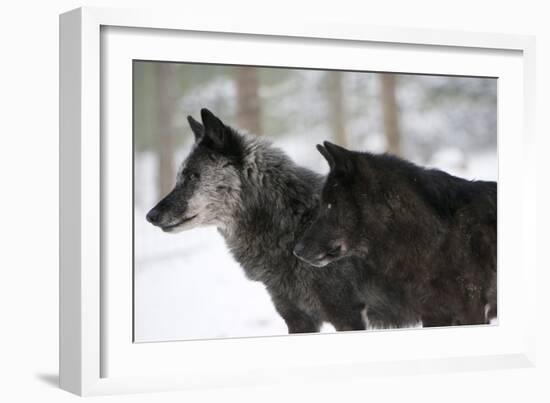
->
left=185, top=172, right=200, bottom=180
left=327, top=203, right=332, bottom=210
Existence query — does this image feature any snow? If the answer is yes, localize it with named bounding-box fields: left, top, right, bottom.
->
left=134, top=220, right=289, bottom=342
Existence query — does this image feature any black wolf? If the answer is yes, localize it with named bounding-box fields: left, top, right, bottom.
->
left=146, top=109, right=418, bottom=333
left=294, top=142, right=497, bottom=327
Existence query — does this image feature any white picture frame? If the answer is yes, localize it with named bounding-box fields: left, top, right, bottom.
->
left=59, top=6, right=537, bottom=396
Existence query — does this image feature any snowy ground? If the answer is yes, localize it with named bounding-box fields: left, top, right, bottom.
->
left=134, top=220, right=290, bottom=341
left=134, top=137, right=497, bottom=343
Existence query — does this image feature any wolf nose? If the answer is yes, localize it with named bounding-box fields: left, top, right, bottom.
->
left=146, top=209, right=160, bottom=224
left=293, top=242, right=305, bottom=258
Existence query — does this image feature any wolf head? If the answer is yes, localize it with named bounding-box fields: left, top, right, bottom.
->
left=293, top=141, right=375, bottom=267
left=146, top=108, right=244, bottom=233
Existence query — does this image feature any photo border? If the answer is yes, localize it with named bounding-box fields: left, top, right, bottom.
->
left=131, top=58, right=498, bottom=343
left=60, top=6, right=537, bottom=396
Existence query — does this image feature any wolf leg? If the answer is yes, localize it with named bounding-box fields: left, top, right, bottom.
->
left=328, top=308, right=366, bottom=331
left=421, top=315, right=454, bottom=327
left=272, top=295, right=321, bottom=334
left=320, top=299, right=366, bottom=331
left=313, top=280, right=367, bottom=331
left=332, top=317, right=366, bottom=332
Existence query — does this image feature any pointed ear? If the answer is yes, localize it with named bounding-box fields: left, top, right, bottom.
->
left=316, top=144, right=335, bottom=170
left=323, top=141, right=354, bottom=174
left=187, top=115, right=204, bottom=142
left=200, top=108, right=227, bottom=149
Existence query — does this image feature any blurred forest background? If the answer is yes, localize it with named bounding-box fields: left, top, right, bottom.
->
left=133, top=62, right=497, bottom=342
left=134, top=62, right=497, bottom=203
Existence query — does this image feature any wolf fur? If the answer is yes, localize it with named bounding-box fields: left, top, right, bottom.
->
left=294, top=141, right=497, bottom=327
left=146, top=109, right=419, bottom=333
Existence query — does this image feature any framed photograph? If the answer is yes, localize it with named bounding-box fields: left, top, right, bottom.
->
left=60, top=7, right=537, bottom=396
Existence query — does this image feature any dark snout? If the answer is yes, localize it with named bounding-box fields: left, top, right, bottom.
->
left=146, top=208, right=162, bottom=225
left=146, top=203, right=171, bottom=228
left=145, top=188, right=187, bottom=231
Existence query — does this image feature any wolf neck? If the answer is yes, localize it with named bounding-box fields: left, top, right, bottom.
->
left=218, top=136, right=322, bottom=280
left=230, top=137, right=321, bottom=231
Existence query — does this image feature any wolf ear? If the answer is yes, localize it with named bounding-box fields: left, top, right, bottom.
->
left=316, top=144, right=335, bottom=170
left=187, top=115, right=204, bottom=142
left=322, top=141, right=354, bottom=174
left=200, top=108, right=228, bottom=149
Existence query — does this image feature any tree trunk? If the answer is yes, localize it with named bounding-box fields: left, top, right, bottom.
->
left=327, top=71, right=348, bottom=147
left=234, top=67, right=262, bottom=135
left=154, top=63, right=178, bottom=199
left=380, top=73, right=401, bottom=155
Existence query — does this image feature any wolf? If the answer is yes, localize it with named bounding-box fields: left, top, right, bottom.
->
left=146, top=109, right=419, bottom=333
left=293, top=141, right=497, bottom=327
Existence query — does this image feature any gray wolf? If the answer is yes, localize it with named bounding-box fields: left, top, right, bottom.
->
left=294, top=141, right=497, bottom=326
left=146, top=109, right=418, bottom=333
